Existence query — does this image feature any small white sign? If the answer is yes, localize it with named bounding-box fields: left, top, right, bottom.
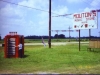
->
left=72, top=11, right=97, bottom=30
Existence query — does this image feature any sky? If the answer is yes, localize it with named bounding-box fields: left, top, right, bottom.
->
left=0, top=0, right=100, bottom=39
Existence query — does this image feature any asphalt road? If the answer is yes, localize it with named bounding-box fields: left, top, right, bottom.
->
left=0, top=42, right=89, bottom=47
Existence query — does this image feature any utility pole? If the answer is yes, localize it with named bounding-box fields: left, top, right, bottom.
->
left=56, top=30, right=59, bottom=41
left=49, top=0, right=51, bottom=48
left=68, top=26, right=71, bottom=42
left=99, top=31, right=100, bottom=37
left=79, top=30, right=80, bottom=51
left=0, top=34, right=1, bottom=40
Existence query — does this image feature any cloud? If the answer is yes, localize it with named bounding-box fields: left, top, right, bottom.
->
left=0, top=4, right=14, bottom=17
left=66, top=0, right=86, bottom=3
left=18, top=0, right=48, bottom=10
left=0, top=0, right=49, bottom=21
left=52, top=6, right=68, bottom=15
left=52, top=5, right=72, bottom=27
left=90, top=0, right=100, bottom=7
left=0, top=4, right=25, bottom=18
left=1, top=0, right=99, bottom=38
left=83, top=7, right=92, bottom=12
left=79, top=7, right=96, bottom=13
left=0, top=0, right=50, bottom=37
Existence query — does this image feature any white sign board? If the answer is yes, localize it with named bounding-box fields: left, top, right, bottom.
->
left=72, top=11, right=97, bottom=30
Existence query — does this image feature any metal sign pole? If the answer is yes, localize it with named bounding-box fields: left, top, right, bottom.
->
left=89, top=29, right=91, bottom=41
left=79, top=30, right=80, bottom=51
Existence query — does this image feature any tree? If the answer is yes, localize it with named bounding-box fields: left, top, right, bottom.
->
left=58, top=34, right=65, bottom=38
left=54, top=34, right=58, bottom=39
left=54, top=34, right=65, bottom=39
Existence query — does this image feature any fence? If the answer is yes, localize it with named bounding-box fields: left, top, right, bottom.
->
left=88, top=39, right=100, bottom=51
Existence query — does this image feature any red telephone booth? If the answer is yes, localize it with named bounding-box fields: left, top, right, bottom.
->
left=4, top=32, right=24, bottom=58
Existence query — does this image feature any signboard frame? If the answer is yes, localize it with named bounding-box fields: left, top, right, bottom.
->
left=73, top=11, right=98, bottom=30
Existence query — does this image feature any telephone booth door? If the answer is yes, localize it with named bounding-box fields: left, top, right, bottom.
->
left=4, top=36, right=18, bottom=58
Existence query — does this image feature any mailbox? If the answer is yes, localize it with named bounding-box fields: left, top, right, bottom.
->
left=4, top=32, right=24, bottom=58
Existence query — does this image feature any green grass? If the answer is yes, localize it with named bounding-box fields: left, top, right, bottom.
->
left=24, top=39, right=69, bottom=43
left=0, top=44, right=100, bottom=74
left=0, top=40, right=4, bottom=44
left=0, top=39, right=89, bottom=44
left=24, top=39, right=89, bottom=43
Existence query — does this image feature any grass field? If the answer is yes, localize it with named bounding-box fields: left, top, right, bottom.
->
left=24, top=39, right=89, bottom=43
left=0, top=44, right=100, bottom=74
left=0, top=39, right=89, bottom=44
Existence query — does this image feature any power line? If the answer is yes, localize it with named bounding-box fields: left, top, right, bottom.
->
left=0, top=0, right=59, bottom=15
left=0, top=0, right=77, bottom=17
left=0, top=0, right=48, bottom=12
left=52, top=14, right=72, bottom=17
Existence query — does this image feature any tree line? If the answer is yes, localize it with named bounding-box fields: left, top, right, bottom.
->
left=24, top=34, right=100, bottom=39
left=24, top=34, right=66, bottom=39
left=0, top=34, right=99, bottom=40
